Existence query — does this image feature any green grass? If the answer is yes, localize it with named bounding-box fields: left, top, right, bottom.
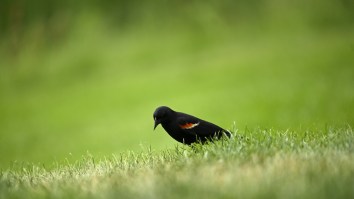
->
left=1, top=21, right=353, bottom=167
left=1, top=2, right=354, bottom=198
left=1, top=126, right=353, bottom=199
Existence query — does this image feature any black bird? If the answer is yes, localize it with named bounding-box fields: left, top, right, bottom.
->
left=153, top=106, right=230, bottom=144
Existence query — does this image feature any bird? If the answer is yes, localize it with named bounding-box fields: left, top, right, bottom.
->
left=153, top=106, right=231, bottom=144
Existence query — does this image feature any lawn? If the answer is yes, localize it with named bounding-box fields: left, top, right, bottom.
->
left=1, top=22, right=353, bottom=167
left=1, top=127, right=353, bottom=199
left=0, top=1, right=354, bottom=198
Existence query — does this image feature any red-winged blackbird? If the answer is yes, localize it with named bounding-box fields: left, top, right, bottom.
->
left=153, top=106, right=231, bottom=144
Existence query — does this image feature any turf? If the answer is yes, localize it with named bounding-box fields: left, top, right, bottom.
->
left=0, top=2, right=354, bottom=198
left=1, top=22, right=353, bottom=167
left=1, top=126, right=353, bottom=199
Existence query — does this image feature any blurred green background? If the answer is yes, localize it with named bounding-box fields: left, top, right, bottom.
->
left=0, top=0, right=353, bottom=168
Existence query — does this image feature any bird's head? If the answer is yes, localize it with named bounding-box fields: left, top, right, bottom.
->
left=153, top=106, right=174, bottom=130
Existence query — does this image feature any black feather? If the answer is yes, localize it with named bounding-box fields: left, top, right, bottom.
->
left=153, top=106, right=230, bottom=144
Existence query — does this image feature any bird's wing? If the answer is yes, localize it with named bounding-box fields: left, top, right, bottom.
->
left=176, top=114, right=215, bottom=136
left=177, top=115, right=200, bottom=130
left=177, top=113, right=228, bottom=137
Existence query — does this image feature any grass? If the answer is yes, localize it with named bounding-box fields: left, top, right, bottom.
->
left=0, top=3, right=354, bottom=198
left=1, top=126, right=353, bottom=199
left=0, top=21, right=353, bottom=167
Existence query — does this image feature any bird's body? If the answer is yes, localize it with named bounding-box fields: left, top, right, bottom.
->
left=153, top=106, right=230, bottom=144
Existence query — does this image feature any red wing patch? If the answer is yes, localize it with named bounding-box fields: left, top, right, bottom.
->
left=179, top=122, right=200, bottom=129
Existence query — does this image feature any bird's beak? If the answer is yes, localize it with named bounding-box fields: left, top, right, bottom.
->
left=154, top=117, right=160, bottom=130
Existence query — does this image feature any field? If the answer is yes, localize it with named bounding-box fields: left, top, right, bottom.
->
left=1, top=127, right=354, bottom=199
left=1, top=0, right=354, bottom=198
